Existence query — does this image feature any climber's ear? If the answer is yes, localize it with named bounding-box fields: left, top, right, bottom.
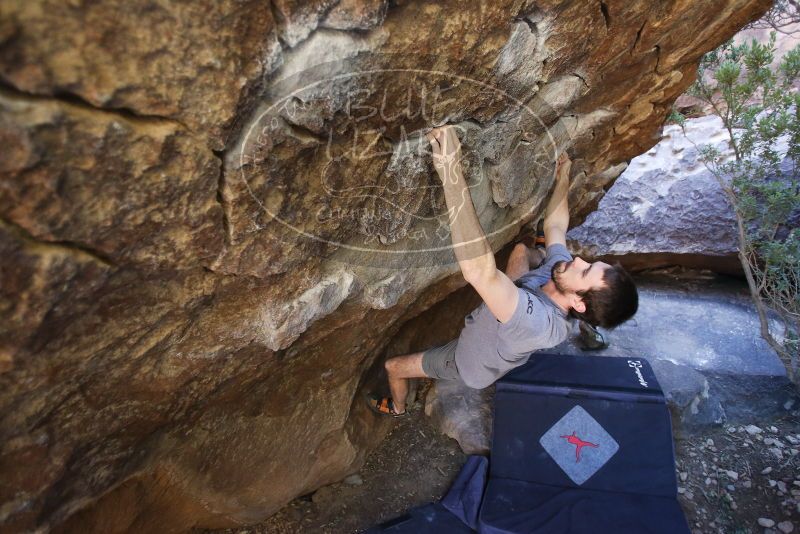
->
left=570, top=293, right=586, bottom=314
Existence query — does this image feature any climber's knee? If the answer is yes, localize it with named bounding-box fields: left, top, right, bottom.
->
left=384, top=353, right=425, bottom=378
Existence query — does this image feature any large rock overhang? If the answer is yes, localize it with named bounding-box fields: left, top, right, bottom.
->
left=0, top=0, right=771, bottom=531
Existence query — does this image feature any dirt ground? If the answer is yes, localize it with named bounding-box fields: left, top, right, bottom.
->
left=205, top=389, right=800, bottom=534
left=203, top=384, right=466, bottom=534
left=675, top=413, right=800, bottom=534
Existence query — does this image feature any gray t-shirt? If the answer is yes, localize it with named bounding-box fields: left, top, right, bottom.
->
left=454, top=243, right=574, bottom=389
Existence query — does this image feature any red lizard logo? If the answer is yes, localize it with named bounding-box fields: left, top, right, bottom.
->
left=560, top=431, right=599, bottom=462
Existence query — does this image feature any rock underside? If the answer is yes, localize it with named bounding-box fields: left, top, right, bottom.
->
left=0, top=0, right=771, bottom=532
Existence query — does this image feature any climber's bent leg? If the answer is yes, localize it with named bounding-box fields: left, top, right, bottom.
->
left=506, top=243, right=530, bottom=281
left=385, top=338, right=461, bottom=413
left=384, top=352, right=426, bottom=414
left=528, top=246, right=545, bottom=268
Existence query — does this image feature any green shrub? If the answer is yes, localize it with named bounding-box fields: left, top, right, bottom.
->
left=673, top=32, right=800, bottom=382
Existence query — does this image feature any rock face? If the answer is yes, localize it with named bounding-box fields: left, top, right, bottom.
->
left=567, top=114, right=743, bottom=274
left=0, top=0, right=770, bottom=532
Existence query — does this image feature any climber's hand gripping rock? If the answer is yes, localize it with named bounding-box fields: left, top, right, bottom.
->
left=426, top=126, right=463, bottom=184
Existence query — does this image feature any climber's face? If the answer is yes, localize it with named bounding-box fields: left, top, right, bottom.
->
left=551, top=257, right=609, bottom=296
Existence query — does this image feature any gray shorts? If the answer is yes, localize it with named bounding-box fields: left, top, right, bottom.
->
left=421, top=338, right=462, bottom=381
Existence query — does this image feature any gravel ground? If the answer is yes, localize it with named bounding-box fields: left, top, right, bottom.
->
left=204, top=389, right=800, bottom=534
left=675, top=411, right=800, bottom=534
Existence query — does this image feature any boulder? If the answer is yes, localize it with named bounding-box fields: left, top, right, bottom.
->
left=567, top=114, right=743, bottom=274
left=0, top=0, right=282, bottom=149
left=0, top=0, right=771, bottom=531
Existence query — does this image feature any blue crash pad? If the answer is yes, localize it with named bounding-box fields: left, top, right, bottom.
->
left=367, top=354, right=690, bottom=534
left=364, top=455, right=487, bottom=533
left=490, top=354, right=677, bottom=496
left=363, top=502, right=473, bottom=533
left=481, top=353, right=689, bottom=533
left=479, top=477, right=690, bottom=534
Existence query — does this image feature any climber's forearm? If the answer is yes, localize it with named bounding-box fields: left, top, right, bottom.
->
left=540, top=153, right=573, bottom=248
left=543, top=195, right=569, bottom=233
left=440, top=164, right=495, bottom=281
left=543, top=165, right=570, bottom=233
left=543, top=195, right=569, bottom=247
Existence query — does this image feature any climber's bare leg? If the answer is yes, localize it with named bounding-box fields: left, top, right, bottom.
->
left=506, top=243, right=530, bottom=281
left=506, top=243, right=544, bottom=282
left=528, top=246, right=545, bottom=268
left=384, top=352, right=427, bottom=413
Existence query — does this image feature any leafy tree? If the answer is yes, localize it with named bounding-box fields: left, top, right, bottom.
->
left=672, top=32, right=800, bottom=383
left=745, top=0, right=800, bottom=35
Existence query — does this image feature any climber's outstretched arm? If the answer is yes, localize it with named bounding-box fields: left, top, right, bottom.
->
left=542, top=152, right=572, bottom=248
left=426, top=126, right=519, bottom=324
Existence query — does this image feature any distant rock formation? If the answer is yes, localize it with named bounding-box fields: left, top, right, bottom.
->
left=0, top=0, right=770, bottom=531
left=568, top=24, right=800, bottom=276
left=567, top=115, right=742, bottom=275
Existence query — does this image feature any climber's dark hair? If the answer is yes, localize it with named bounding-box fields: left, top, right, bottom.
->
left=569, top=262, right=638, bottom=329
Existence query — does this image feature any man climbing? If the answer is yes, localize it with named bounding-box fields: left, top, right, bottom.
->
left=368, top=126, right=638, bottom=417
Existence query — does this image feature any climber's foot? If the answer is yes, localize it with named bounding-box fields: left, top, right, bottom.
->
left=578, top=321, right=609, bottom=351
left=535, top=219, right=546, bottom=249
left=365, top=393, right=407, bottom=417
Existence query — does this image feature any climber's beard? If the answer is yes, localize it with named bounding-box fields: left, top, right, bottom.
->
left=551, top=260, right=570, bottom=294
